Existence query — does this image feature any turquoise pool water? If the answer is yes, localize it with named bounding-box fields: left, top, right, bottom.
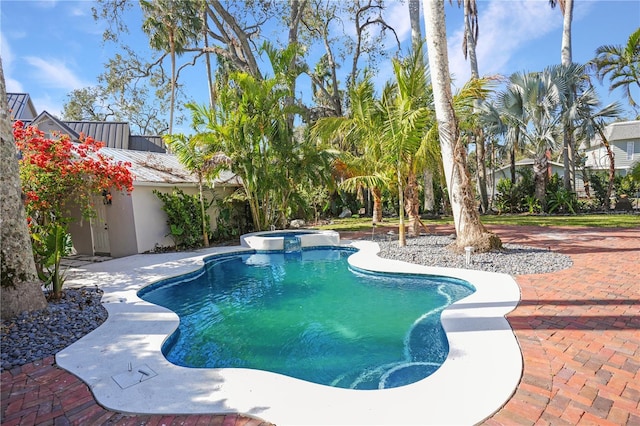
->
left=139, top=248, right=474, bottom=390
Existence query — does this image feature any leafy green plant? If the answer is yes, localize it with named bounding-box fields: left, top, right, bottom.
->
left=495, top=178, right=520, bottom=214
left=524, top=195, right=541, bottom=214
left=615, top=173, right=640, bottom=198
left=31, top=223, right=73, bottom=299
left=589, top=172, right=609, bottom=209
left=154, top=188, right=210, bottom=249
left=547, top=187, right=578, bottom=214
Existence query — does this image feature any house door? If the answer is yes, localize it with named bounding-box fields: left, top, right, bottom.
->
left=91, top=197, right=111, bottom=255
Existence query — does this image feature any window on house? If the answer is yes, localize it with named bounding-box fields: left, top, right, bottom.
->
left=627, top=141, right=634, bottom=161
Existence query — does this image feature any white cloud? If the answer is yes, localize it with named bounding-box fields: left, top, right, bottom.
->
left=0, top=33, right=24, bottom=92
left=382, top=0, right=412, bottom=48
left=24, top=56, right=90, bottom=91
left=446, top=0, right=561, bottom=88
left=35, top=0, right=58, bottom=9
left=32, top=94, right=63, bottom=117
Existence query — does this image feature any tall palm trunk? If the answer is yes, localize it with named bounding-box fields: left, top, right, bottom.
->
left=397, top=166, right=406, bottom=246
left=169, top=31, right=176, bottom=135
left=533, top=153, right=549, bottom=211
left=408, top=0, right=437, bottom=219
left=372, top=186, right=383, bottom=223
left=462, top=0, right=488, bottom=212
left=202, top=5, right=215, bottom=110
left=423, top=0, right=501, bottom=252
left=595, top=125, right=616, bottom=209
left=559, top=0, right=575, bottom=191
left=405, top=169, right=421, bottom=236
left=197, top=172, right=209, bottom=247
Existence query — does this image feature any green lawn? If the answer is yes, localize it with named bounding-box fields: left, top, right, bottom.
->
left=313, top=213, right=640, bottom=232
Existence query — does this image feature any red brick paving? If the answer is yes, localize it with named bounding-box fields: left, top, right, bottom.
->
left=1, top=225, right=638, bottom=425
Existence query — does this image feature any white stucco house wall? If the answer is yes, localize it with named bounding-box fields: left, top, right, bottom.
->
left=583, top=120, right=640, bottom=176
left=68, top=149, right=241, bottom=257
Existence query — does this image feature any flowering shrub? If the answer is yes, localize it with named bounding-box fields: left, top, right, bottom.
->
left=14, top=121, right=134, bottom=297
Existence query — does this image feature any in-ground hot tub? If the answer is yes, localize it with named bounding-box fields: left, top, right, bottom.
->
left=240, top=229, right=340, bottom=251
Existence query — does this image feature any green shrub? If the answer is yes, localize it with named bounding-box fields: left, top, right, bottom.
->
left=547, top=187, right=578, bottom=214
left=589, top=172, right=609, bottom=209
left=154, top=188, right=210, bottom=249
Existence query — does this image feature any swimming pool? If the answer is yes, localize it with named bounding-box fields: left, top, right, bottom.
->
left=138, top=248, right=474, bottom=389
left=56, top=239, right=522, bottom=425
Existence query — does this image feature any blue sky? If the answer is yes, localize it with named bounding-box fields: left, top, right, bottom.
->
left=2, top=0, right=639, bottom=132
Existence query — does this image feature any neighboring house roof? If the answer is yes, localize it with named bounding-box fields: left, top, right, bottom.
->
left=493, top=158, right=564, bottom=174
left=580, top=120, right=640, bottom=149
left=99, top=147, right=242, bottom=187
left=6, top=93, right=37, bottom=120
left=10, top=99, right=166, bottom=153
left=130, top=135, right=166, bottom=152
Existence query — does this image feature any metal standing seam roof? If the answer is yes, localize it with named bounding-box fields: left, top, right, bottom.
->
left=99, top=147, right=241, bottom=186
left=65, top=121, right=130, bottom=150
left=6, top=93, right=37, bottom=120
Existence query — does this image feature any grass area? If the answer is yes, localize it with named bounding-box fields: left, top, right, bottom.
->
left=313, top=213, right=640, bottom=232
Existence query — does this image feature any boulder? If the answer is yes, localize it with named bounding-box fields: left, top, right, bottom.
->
left=290, top=219, right=306, bottom=228
left=338, top=208, right=352, bottom=219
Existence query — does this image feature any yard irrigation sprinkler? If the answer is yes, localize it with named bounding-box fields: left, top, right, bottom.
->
left=465, top=246, right=473, bottom=267
left=371, top=223, right=376, bottom=240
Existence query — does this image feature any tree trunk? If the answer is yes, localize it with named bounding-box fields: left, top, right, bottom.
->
left=405, top=169, right=421, bottom=237
left=372, top=186, right=383, bottom=224
left=423, top=169, right=435, bottom=212
left=423, top=0, right=501, bottom=252
left=1, top=59, right=48, bottom=319
left=533, top=154, right=549, bottom=211
left=202, top=5, right=215, bottom=110
left=462, top=0, right=488, bottom=212
left=397, top=167, right=406, bottom=247
left=560, top=0, right=573, bottom=66
left=475, top=130, right=489, bottom=213
left=596, top=125, right=616, bottom=209
left=560, top=0, right=574, bottom=191
left=409, top=0, right=422, bottom=49
left=169, top=32, right=176, bottom=135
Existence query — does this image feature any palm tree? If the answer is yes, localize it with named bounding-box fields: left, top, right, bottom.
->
left=572, top=88, right=625, bottom=208
left=378, top=50, right=431, bottom=246
left=164, top=113, right=231, bottom=248
left=590, top=27, right=640, bottom=112
left=424, top=0, right=501, bottom=252
left=549, top=0, right=574, bottom=66
left=141, top=0, right=202, bottom=135
left=458, top=0, right=490, bottom=213
left=191, top=44, right=330, bottom=231
left=549, top=0, right=576, bottom=190
left=312, top=75, right=389, bottom=224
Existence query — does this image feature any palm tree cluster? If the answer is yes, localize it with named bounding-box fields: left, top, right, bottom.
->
left=112, top=2, right=637, bottom=252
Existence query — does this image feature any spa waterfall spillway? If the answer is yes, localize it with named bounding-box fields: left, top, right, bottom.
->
left=240, top=229, right=341, bottom=251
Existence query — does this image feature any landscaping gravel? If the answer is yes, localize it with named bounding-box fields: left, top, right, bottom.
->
left=1, top=287, right=107, bottom=372
left=1, top=234, right=572, bottom=372
left=377, top=234, right=573, bottom=275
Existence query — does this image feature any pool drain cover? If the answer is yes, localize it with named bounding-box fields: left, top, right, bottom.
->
left=112, top=364, right=157, bottom=389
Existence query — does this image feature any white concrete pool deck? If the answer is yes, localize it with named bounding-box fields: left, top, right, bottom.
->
left=56, top=240, right=522, bottom=425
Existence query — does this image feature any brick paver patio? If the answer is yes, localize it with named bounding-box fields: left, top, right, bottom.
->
left=1, top=225, right=638, bottom=425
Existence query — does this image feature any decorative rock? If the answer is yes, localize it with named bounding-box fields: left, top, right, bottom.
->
left=1, top=287, right=107, bottom=371
left=338, top=208, right=352, bottom=218
left=290, top=219, right=306, bottom=228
